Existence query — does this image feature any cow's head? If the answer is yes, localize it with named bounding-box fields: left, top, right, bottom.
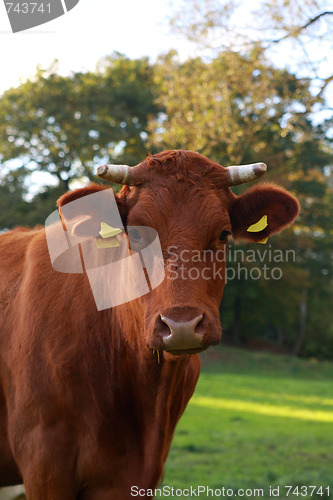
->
left=57, top=150, right=299, bottom=356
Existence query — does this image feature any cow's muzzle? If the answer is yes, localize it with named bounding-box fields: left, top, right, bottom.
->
left=160, top=313, right=204, bottom=354
left=149, top=306, right=220, bottom=355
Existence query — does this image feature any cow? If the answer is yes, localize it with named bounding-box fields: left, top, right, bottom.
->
left=0, top=150, right=299, bottom=499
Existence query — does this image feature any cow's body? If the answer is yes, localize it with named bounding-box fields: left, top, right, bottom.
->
left=0, top=150, right=299, bottom=499
left=0, top=228, right=200, bottom=498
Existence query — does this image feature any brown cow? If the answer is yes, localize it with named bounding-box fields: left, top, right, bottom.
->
left=0, top=150, right=299, bottom=499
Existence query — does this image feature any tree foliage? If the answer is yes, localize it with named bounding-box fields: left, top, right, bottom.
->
left=0, top=53, right=159, bottom=217
left=148, top=49, right=317, bottom=166
left=169, top=0, right=333, bottom=104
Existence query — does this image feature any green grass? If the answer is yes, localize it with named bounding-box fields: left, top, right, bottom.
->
left=1, top=347, right=332, bottom=500
left=160, top=347, right=333, bottom=499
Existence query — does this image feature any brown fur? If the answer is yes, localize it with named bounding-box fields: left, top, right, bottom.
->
left=0, top=150, right=299, bottom=499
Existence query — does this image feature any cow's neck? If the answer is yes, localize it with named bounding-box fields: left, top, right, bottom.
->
left=100, top=303, right=198, bottom=486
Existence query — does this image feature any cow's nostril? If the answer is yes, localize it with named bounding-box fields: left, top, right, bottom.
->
left=193, top=312, right=204, bottom=332
left=156, top=315, right=173, bottom=338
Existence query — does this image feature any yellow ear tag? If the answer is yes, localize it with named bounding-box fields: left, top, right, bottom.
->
left=99, top=222, right=123, bottom=238
left=247, top=215, right=268, bottom=244
left=96, top=222, right=122, bottom=248
left=96, top=238, right=120, bottom=249
left=247, top=215, right=268, bottom=232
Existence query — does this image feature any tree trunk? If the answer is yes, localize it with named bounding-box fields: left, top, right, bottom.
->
left=292, top=288, right=308, bottom=356
left=56, top=173, right=70, bottom=192
left=277, top=327, right=285, bottom=346
left=231, top=295, right=242, bottom=345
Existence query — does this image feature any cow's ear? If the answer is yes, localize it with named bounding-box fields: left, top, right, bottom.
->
left=230, top=183, right=300, bottom=242
left=57, top=184, right=107, bottom=210
left=57, top=184, right=127, bottom=238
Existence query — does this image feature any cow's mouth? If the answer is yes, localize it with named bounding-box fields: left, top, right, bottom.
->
left=148, top=345, right=206, bottom=358
left=166, top=347, right=206, bottom=356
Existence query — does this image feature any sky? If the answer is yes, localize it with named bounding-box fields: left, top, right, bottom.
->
left=0, top=0, right=186, bottom=94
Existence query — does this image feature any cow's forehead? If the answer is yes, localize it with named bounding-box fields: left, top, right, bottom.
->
left=132, top=150, right=230, bottom=188
left=126, top=179, right=233, bottom=240
left=122, top=150, right=235, bottom=237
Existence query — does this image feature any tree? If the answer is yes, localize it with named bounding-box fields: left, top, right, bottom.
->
left=169, top=0, right=333, bottom=105
left=0, top=53, right=160, bottom=229
left=149, top=49, right=317, bottom=166
left=0, top=166, right=29, bottom=230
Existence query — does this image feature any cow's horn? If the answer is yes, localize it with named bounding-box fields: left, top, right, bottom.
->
left=227, top=163, right=267, bottom=186
left=96, top=164, right=133, bottom=185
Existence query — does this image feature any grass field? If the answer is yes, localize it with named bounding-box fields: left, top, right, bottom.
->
left=161, top=347, right=333, bottom=499
left=1, top=346, right=332, bottom=500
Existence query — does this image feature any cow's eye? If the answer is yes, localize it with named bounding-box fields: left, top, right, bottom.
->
left=218, top=230, right=230, bottom=243
left=129, top=228, right=141, bottom=242
left=129, top=228, right=142, bottom=242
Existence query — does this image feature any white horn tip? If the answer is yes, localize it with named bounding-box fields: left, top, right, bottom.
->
left=96, top=165, right=108, bottom=176
left=255, top=162, right=267, bottom=173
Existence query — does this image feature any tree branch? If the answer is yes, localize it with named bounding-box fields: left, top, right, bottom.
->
left=317, top=74, right=333, bottom=100
left=272, top=11, right=333, bottom=43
